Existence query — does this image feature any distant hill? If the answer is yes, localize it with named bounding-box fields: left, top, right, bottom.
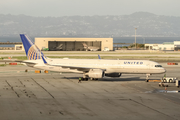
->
left=0, top=12, right=180, bottom=37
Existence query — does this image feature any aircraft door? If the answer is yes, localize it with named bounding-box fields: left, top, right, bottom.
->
left=146, top=64, right=150, bottom=69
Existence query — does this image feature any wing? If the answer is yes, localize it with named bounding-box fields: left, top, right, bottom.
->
left=49, top=64, right=106, bottom=72
left=0, top=60, right=37, bottom=66
left=0, top=59, right=18, bottom=62
left=41, top=56, right=106, bottom=72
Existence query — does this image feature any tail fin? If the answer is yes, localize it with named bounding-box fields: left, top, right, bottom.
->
left=82, top=43, right=87, bottom=47
left=20, top=34, right=45, bottom=60
left=98, top=54, right=101, bottom=59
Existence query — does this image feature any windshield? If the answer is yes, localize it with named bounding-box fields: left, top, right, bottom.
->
left=155, top=65, right=162, bottom=67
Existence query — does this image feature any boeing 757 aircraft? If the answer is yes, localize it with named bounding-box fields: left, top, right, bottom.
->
left=20, top=34, right=166, bottom=81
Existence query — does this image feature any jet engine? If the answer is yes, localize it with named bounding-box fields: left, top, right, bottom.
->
left=105, top=73, right=122, bottom=77
left=87, top=69, right=105, bottom=78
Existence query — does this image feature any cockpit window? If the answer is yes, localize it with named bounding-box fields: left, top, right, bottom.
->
left=155, top=65, right=162, bottom=67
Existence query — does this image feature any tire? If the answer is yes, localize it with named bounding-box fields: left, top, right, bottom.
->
left=163, top=80, right=167, bottom=83
left=169, top=79, right=172, bottom=83
left=145, top=80, right=149, bottom=82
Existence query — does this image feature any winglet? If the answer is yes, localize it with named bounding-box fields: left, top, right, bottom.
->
left=98, top=54, right=101, bottom=59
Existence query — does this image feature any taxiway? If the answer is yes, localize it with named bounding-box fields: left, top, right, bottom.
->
left=0, top=65, right=180, bottom=120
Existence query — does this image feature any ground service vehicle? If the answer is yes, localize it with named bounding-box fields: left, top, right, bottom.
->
left=159, top=82, right=169, bottom=87
left=176, top=80, right=180, bottom=88
left=162, top=77, right=177, bottom=83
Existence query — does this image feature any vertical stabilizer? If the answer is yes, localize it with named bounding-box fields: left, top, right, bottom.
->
left=20, top=34, right=45, bottom=60
left=98, top=54, right=101, bottom=59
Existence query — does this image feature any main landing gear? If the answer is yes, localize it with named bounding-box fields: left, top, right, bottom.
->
left=78, top=77, right=99, bottom=81
left=80, top=73, right=99, bottom=81
left=79, top=77, right=89, bottom=81
left=90, top=78, right=98, bottom=81
left=80, top=73, right=89, bottom=81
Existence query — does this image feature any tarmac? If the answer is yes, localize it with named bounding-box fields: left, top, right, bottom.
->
left=0, top=64, right=180, bottom=120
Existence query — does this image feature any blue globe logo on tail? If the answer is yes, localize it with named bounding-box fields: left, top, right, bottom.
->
left=20, top=34, right=45, bottom=60
left=28, top=45, right=42, bottom=60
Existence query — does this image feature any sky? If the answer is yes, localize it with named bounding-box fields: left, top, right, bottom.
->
left=0, top=0, right=179, bottom=17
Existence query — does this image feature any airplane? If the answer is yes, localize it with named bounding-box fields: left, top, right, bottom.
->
left=19, top=34, right=166, bottom=82
left=52, top=44, right=63, bottom=51
left=82, top=43, right=100, bottom=51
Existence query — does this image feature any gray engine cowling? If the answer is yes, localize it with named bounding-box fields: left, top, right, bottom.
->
left=87, top=69, right=105, bottom=78
left=105, top=73, right=122, bottom=77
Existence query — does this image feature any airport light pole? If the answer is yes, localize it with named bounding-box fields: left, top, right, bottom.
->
left=135, top=28, right=137, bottom=50
left=142, top=37, right=145, bottom=50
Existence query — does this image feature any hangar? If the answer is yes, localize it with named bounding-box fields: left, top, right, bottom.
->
left=34, top=38, right=113, bottom=51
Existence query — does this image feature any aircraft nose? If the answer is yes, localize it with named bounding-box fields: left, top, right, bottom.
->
left=162, top=68, right=166, bottom=73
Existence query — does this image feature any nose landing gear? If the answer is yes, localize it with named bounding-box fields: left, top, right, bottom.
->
left=146, top=74, right=151, bottom=82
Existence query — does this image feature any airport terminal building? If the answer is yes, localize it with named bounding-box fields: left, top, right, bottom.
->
left=34, top=38, right=113, bottom=51
left=145, top=41, right=180, bottom=51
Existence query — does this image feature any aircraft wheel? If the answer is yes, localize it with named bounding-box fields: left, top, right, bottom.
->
left=90, top=78, right=98, bottom=81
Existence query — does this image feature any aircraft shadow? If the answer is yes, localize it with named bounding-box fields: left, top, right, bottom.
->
left=65, top=77, right=146, bottom=82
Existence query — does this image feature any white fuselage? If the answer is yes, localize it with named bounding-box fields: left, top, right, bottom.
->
left=28, top=58, right=166, bottom=74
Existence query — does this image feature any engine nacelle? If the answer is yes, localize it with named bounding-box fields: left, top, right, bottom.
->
left=87, top=69, right=105, bottom=78
left=105, top=73, right=122, bottom=77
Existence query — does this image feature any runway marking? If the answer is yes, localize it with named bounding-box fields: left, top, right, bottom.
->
left=43, top=78, right=56, bottom=87
left=31, top=78, right=55, bottom=99
left=5, top=80, right=20, bottom=98
left=51, top=76, right=109, bottom=117
left=131, top=99, right=177, bottom=120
